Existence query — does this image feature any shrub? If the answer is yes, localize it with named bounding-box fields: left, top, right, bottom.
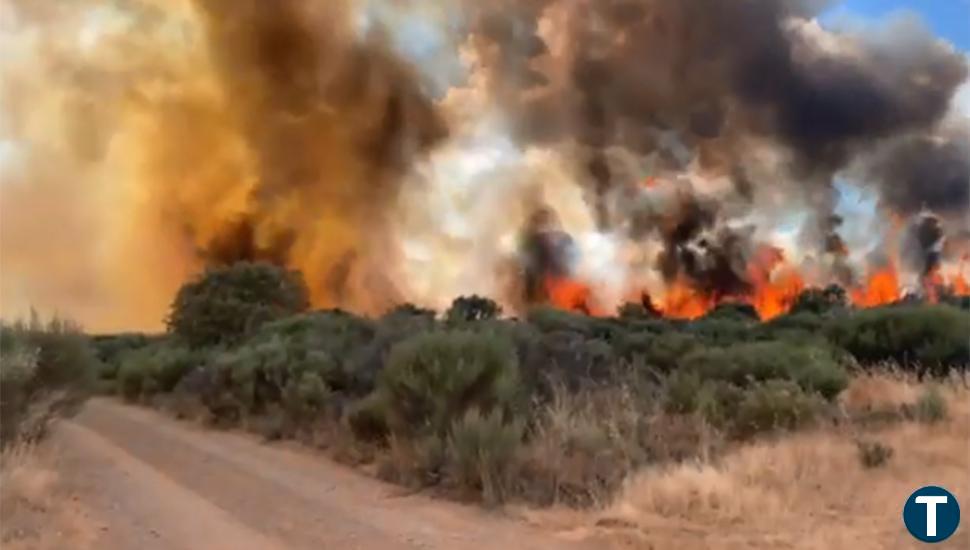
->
left=446, top=295, right=502, bottom=323
left=376, top=330, right=521, bottom=439
left=345, top=307, right=437, bottom=395
left=825, top=304, right=970, bottom=371
left=347, top=392, right=390, bottom=441
left=791, top=285, right=847, bottom=315
left=252, top=310, right=375, bottom=395
left=702, top=303, right=759, bottom=322
left=114, top=342, right=209, bottom=401
left=857, top=439, right=894, bottom=469
left=695, top=381, right=746, bottom=429
left=732, top=380, right=825, bottom=438
left=524, top=331, right=615, bottom=392
left=281, top=371, right=331, bottom=425
left=204, top=335, right=338, bottom=419
left=908, top=385, right=948, bottom=424
left=642, top=332, right=700, bottom=373
left=681, top=341, right=848, bottom=399
left=117, top=350, right=152, bottom=401
left=662, top=371, right=704, bottom=414
left=167, top=261, right=310, bottom=348
left=516, top=385, right=650, bottom=507
left=91, top=333, right=156, bottom=381
left=687, top=317, right=755, bottom=346
left=525, top=306, right=609, bottom=337
left=0, top=317, right=97, bottom=446
left=446, top=408, right=524, bottom=505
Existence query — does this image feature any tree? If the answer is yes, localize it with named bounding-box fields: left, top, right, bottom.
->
left=167, top=262, right=310, bottom=348
left=791, top=284, right=847, bottom=315
left=446, top=295, right=502, bottom=323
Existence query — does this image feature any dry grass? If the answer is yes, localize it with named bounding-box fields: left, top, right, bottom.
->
left=0, top=444, right=94, bottom=549
left=527, top=373, right=970, bottom=549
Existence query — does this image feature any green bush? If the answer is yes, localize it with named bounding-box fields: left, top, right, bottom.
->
left=249, top=310, right=375, bottom=397
left=0, top=317, right=97, bottom=445
left=376, top=330, right=521, bottom=439
left=791, top=285, right=847, bottom=315
left=701, top=303, right=759, bottom=322
left=732, top=380, right=825, bottom=438
left=681, top=341, right=848, bottom=399
left=446, top=295, right=502, bottom=323
left=114, top=342, right=209, bottom=401
left=642, top=332, right=699, bottom=373
left=825, top=305, right=970, bottom=370
left=167, top=261, right=310, bottom=348
left=347, top=392, right=390, bottom=441
left=662, top=370, right=704, bottom=414
left=525, top=331, right=616, bottom=392
left=205, top=335, right=338, bottom=418
left=117, top=349, right=152, bottom=401
left=909, top=385, right=948, bottom=424
left=91, top=333, right=157, bottom=381
left=446, top=408, right=524, bottom=505
left=687, top=317, right=755, bottom=346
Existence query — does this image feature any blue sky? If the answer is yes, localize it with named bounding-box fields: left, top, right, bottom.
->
left=821, top=0, right=970, bottom=51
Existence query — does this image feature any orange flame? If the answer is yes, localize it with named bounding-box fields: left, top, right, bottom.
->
left=743, top=245, right=804, bottom=320
left=545, top=275, right=603, bottom=315
left=953, top=274, right=970, bottom=296
left=658, top=277, right=717, bottom=319
left=851, top=264, right=901, bottom=307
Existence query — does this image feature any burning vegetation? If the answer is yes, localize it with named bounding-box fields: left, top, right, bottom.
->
left=1, top=0, right=969, bottom=329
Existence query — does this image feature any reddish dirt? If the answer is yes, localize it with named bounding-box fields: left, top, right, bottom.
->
left=46, top=399, right=608, bottom=550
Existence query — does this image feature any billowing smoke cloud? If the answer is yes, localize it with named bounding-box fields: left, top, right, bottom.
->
left=2, top=0, right=969, bottom=329
left=463, top=0, right=968, bottom=299
left=1, top=0, right=445, bottom=330
left=864, top=125, right=969, bottom=220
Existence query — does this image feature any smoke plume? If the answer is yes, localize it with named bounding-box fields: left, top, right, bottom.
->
left=1, top=0, right=969, bottom=329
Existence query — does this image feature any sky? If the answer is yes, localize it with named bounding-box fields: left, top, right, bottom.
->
left=821, top=0, right=970, bottom=51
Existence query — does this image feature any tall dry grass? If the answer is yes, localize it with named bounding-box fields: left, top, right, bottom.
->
left=588, top=372, right=970, bottom=549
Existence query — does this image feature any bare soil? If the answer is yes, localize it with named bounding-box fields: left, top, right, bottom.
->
left=35, top=398, right=607, bottom=550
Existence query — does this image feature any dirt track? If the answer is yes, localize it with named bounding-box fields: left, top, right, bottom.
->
left=49, top=399, right=605, bottom=550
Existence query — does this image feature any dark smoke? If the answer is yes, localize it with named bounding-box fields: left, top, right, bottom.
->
left=187, top=0, right=447, bottom=284
left=646, top=191, right=753, bottom=298
left=470, top=0, right=967, bottom=282
left=864, top=126, right=970, bottom=219
left=905, top=213, right=946, bottom=277
left=519, top=207, right=578, bottom=302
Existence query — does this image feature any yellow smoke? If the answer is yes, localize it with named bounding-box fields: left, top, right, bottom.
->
left=0, top=0, right=445, bottom=331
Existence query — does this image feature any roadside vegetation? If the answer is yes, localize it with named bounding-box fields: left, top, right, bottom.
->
left=0, top=314, right=98, bottom=447
left=0, top=314, right=100, bottom=549
left=91, top=261, right=970, bottom=507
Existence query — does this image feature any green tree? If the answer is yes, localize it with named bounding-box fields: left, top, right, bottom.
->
left=167, top=262, right=309, bottom=348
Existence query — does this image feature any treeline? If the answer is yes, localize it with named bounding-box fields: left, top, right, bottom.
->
left=92, top=262, right=969, bottom=506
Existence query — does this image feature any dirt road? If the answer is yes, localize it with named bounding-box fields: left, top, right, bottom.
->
left=42, top=399, right=606, bottom=550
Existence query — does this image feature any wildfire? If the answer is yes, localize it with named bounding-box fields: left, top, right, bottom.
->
left=543, top=246, right=969, bottom=321
left=850, top=264, right=901, bottom=308
left=544, top=275, right=602, bottom=316
left=658, top=277, right=716, bottom=319
left=747, top=246, right=805, bottom=320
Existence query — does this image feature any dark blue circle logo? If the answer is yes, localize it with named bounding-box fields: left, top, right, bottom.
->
left=903, top=486, right=960, bottom=543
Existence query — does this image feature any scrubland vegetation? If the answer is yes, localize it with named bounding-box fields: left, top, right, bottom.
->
left=0, top=315, right=100, bottom=548
left=85, top=262, right=969, bottom=507
left=1, top=315, right=97, bottom=447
